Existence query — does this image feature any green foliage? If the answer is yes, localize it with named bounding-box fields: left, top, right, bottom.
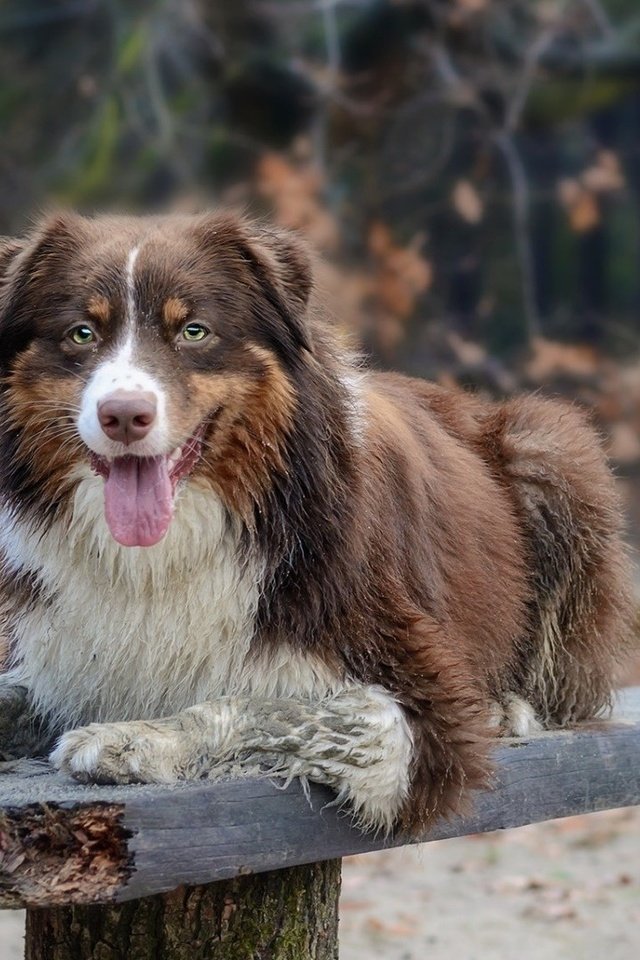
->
left=59, top=98, right=121, bottom=205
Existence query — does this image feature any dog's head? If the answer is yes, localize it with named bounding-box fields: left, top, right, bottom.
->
left=0, top=212, right=314, bottom=545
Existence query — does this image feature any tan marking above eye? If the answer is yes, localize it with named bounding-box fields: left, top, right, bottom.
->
left=86, top=295, right=111, bottom=325
left=163, top=297, right=189, bottom=329
left=244, top=343, right=280, bottom=367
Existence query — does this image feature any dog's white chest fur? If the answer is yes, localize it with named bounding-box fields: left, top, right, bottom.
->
left=1, top=471, right=340, bottom=727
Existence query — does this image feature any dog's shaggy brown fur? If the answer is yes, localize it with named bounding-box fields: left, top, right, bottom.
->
left=0, top=212, right=633, bottom=833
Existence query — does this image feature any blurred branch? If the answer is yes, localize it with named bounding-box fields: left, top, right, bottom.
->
left=313, top=1, right=341, bottom=192
left=427, top=42, right=480, bottom=109
left=381, top=108, right=457, bottom=199
left=144, top=41, right=174, bottom=149
left=321, top=0, right=340, bottom=75
left=579, top=0, right=615, bottom=39
left=506, top=22, right=565, bottom=132
left=494, top=131, right=541, bottom=341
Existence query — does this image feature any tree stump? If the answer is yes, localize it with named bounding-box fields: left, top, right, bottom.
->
left=24, top=859, right=341, bottom=960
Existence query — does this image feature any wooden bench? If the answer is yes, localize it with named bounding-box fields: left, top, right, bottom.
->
left=2, top=686, right=640, bottom=960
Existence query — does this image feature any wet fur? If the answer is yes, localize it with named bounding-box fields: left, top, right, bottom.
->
left=0, top=213, right=634, bottom=834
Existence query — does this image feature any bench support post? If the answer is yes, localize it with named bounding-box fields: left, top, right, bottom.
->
left=24, top=859, right=341, bottom=960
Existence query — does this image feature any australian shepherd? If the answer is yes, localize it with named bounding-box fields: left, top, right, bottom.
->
left=0, top=212, right=633, bottom=833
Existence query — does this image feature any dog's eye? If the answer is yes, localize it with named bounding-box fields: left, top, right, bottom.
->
left=181, top=323, right=209, bottom=343
left=68, top=325, right=96, bottom=346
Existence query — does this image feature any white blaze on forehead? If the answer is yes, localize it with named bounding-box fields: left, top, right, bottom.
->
left=77, top=243, right=170, bottom=458
left=125, top=244, right=141, bottom=334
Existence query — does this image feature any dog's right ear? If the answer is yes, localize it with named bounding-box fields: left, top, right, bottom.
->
left=0, top=236, right=25, bottom=279
left=0, top=214, right=87, bottom=369
left=1, top=212, right=87, bottom=290
left=0, top=237, right=27, bottom=368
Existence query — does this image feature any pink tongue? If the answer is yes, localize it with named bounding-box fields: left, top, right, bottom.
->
left=104, top=456, right=174, bottom=547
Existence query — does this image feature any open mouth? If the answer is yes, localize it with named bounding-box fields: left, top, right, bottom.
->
left=89, top=426, right=205, bottom=548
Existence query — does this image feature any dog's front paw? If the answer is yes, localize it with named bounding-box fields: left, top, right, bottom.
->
left=51, top=719, right=195, bottom=785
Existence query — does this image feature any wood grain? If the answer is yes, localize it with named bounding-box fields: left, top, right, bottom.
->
left=1, top=688, right=639, bottom=907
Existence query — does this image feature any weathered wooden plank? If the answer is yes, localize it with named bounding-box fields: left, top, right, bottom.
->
left=1, top=688, right=639, bottom=907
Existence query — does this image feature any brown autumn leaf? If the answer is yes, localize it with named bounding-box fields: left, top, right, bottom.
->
left=569, top=190, right=600, bottom=232
left=376, top=262, right=430, bottom=316
left=491, top=874, right=549, bottom=894
left=367, top=221, right=393, bottom=258
left=582, top=150, right=625, bottom=193
left=557, top=178, right=601, bottom=232
left=448, top=332, right=487, bottom=366
left=606, top=423, right=640, bottom=464
left=255, top=153, right=339, bottom=252
left=527, top=337, right=599, bottom=381
left=314, top=260, right=372, bottom=338
left=257, top=153, right=322, bottom=196
left=376, top=313, right=406, bottom=352
left=558, top=153, right=622, bottom=232
left=452, top=179, right=484, bottom=224
left=387, top=246, right=433, bottom=296
left=368, top=222, right=433, bottom=319
left=557, top=177, right=582, bottom=208
left=340, top=898, right=374, bottom=911
left=522, top=901, right=579, bottom=922
left=365, top=915, right=419, bottom=937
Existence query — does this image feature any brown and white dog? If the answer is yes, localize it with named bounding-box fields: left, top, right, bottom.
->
left=0, top=212, right=633, bottom=833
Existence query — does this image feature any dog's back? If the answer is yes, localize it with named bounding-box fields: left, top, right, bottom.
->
left=483, top=394, right=633, bottom=725
left=353, top=373, right=634, bottom=729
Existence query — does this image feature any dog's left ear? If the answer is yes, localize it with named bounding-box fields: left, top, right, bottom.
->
left=197, top=215, right=314, bottom=357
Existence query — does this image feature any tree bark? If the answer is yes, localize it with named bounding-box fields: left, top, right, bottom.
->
left=24, top=860, right=341, bottom=960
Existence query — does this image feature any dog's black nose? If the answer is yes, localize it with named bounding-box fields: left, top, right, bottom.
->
left=97, top=390, right=157, bottom=445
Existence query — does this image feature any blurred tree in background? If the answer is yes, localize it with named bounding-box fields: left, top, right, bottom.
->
left=1, top=0, right=640, bottom=489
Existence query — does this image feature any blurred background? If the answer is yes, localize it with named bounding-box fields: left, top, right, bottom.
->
left=1, top=1, right=639, bottom=957
left=2, top=0, right=640, bottom=555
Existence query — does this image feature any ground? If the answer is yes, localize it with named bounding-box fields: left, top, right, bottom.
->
left=1, top=807, right=638, bottom=959
left=340, top=808, right=640, bottom=960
